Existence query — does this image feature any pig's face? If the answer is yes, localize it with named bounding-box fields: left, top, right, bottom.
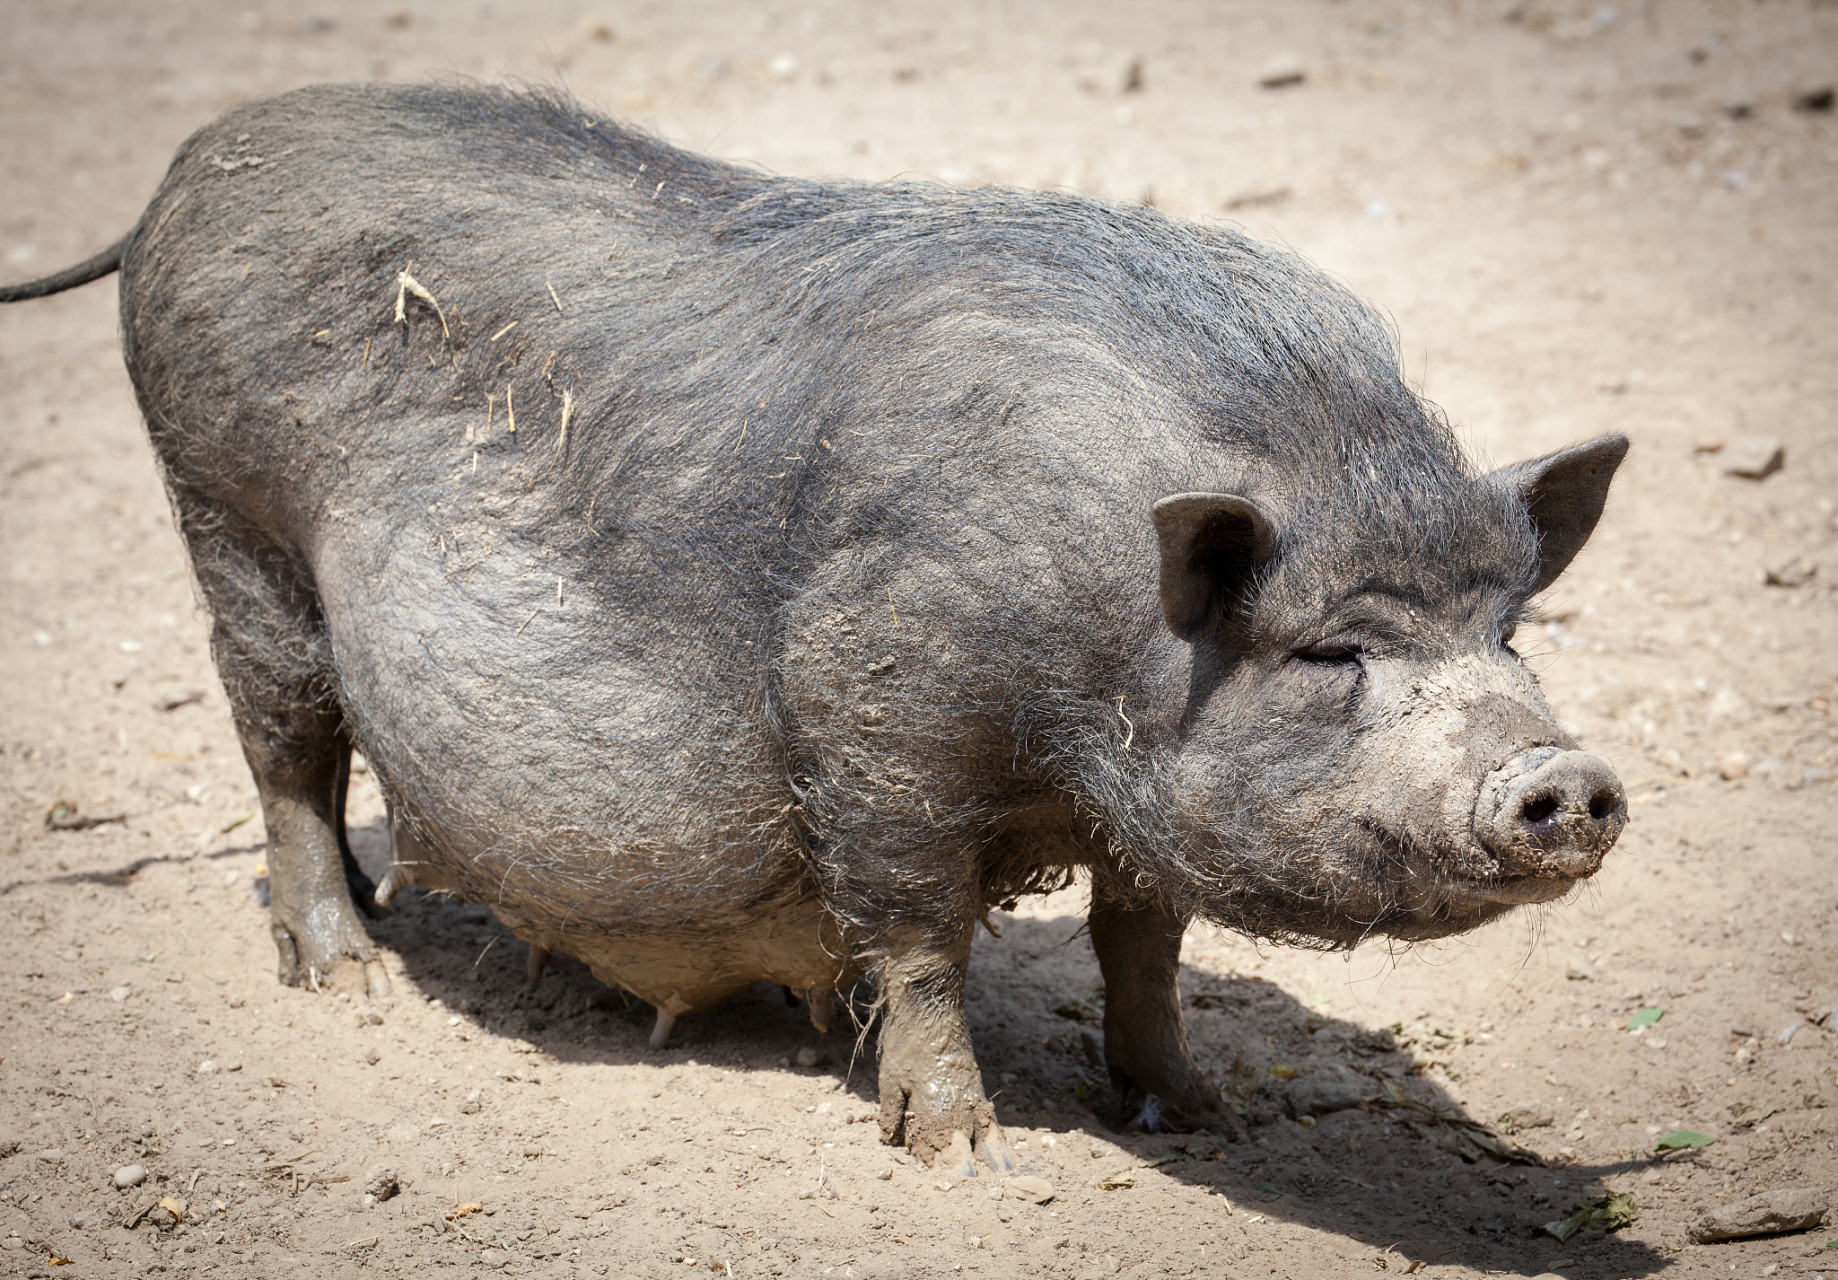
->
left=1150, top=435, right=1629, bottom=945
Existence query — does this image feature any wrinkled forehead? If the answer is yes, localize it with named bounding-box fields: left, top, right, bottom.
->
left=1264, top=476, right=1540, bottom=624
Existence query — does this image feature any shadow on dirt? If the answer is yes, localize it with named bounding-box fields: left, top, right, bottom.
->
left=350, top=823, right=1669, bottom=1278
left=0, top=840, right=263, bottom=897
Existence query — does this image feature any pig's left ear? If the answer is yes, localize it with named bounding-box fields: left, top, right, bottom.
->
left=1488, top=433, right=1630, bottom=593
left=1151, top=492, right=1278, bottom=642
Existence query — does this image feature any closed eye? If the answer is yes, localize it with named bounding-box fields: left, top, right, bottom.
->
left=1294, top=644, right=1365, bottom=668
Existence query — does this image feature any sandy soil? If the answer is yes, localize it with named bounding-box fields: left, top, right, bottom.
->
left=0, top=2, right=1834, bottom=1278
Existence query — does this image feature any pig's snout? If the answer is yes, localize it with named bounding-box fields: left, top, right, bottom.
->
left=1474, top=747, right=1625, bottom=878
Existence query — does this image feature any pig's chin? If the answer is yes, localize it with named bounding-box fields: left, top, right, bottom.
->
left=1374, top=846, right=1585, bottom=942
left=1290, top=828, right=1589, bottom=945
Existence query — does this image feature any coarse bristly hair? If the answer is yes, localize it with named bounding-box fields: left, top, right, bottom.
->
left=113, top=81, right=1561, bottom=969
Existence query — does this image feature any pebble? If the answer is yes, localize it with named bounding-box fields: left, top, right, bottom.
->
left=1762, top=555, right=1817, bottom=588
left=1690, top=1186, right=1829, bottom=1242
left=197, top=1059, right=218, bottom=1075
left=1285, top=1066, right=1373, bottom=1118
left=363, top=1165, right=400, bottom=1201
left=363, top=1048, right=381, bottom=1066
left=1005, top=1174, right=1057, bottom=1204
left=1720, top=435, right=1784, bottom=480
left=110, top=986, right=131, bottom=1002
left=796, top=1046, right=820, bottom=1068
left=67, top=1208, right=106, bottom=1230
left=114, top=1164, right=148, bottom=1188
left=1719, top=753, right=1750, bottom=781
left=1499, top=1103, right=1555, bottom=1130
left=1258, top=53, right=1306, bottom=89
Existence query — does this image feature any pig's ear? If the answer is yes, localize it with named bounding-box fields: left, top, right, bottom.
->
left=1488, top=434, right=1630, bottom=594
left=1151, top=493, right=1278, bottom=642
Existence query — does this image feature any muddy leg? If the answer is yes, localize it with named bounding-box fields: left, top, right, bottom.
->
left=875, top=931, right=1018, bottom=1176
left=245, top=728, right=391, bottom=998
left=1088, top=875, right=1241, bottom=1139
left=191, top=517, right=388, bottom=998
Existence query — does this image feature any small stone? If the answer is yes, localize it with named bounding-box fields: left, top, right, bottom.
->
left=110, top=985, right=132, bottom=1002
left=1566, top=960, right=1597, bottom=981
left=1762, top=555, right=1817, bottom=588
left=363, top=1166, right=400, bottom=1201
left=1498, top=1103, right=1554, bottom=1131
left=1285, top=1066, right=1373, bottom=1118
left=67, top=1208, right=106, bottom=1230
left=363, top=1048, right=381, bottom=1066
left=1006, top=1174, right=1056, bottom=1204
left=1719, top=753, right=1750, bottom=780
left=523, top=1144, right=544, bottom=1158
left=796, top=1046, right=820, bottom=1068
left=1257, top=53, right=1305, bottom=89
left=1689, top=1186, right=1828, bottom=1242
left=1791, top=86, right=1834, bottom=113
left=114, top=1163, right=148, bottom=1188
left=1720, top=436, right=1784, bottom=480
left=0, top=1237, right=22, bottom=1251
left=196, top=1059, right=218, bottom=1075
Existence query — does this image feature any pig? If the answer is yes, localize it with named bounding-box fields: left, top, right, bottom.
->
left=1, top=82, right=1627, bottom=1175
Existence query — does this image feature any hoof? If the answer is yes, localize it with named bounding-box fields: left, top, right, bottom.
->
left=938, top=1130, right=978, bottom=1180
left=365, top=959, right=392, bottom=999
left=526, top=944, right=551, bottom=988
left=978, top=1121, right=1021, bottom=1176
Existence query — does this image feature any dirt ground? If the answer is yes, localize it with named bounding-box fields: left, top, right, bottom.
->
left=1, top=2, right=1834, bottom=1278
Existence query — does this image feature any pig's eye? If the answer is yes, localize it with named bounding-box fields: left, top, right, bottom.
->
left=1294, top=643, right=1365, bottom=668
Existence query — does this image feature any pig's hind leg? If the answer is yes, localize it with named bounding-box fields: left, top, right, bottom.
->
left=1088, top=874, right=1244, bottom=1140
left=186, top=515, right=390, bottom=998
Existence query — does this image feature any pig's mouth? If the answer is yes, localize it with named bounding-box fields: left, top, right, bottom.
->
left=1379, top=869, right=1581, bottom=941
left=1457, top=872, right=1580, bottom=907
left=1355, top=824, right=1587, bottom=940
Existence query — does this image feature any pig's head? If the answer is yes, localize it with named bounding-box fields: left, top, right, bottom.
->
left=1146, top=433, right=1629, bottom=945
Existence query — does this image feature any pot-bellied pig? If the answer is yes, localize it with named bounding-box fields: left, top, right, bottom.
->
left=2, top=83, right=1627, bottom=1175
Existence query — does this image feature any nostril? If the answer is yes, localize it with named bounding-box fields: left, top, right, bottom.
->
left=1519, top=794, right=1558, bottom=825
left=1588, top=789, right=1619, bottom=821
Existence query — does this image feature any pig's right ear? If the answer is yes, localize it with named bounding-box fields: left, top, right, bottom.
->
left=1151, top=493, right=1278, bottom=642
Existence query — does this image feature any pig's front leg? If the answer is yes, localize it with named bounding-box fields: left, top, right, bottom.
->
left=875, top=930, right=1021, bottom=1177
left=1088, top=876, right=1244, bottom=1139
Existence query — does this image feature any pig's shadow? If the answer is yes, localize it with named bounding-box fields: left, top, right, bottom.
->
left=354, top=824, right=1666, bottom=1279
